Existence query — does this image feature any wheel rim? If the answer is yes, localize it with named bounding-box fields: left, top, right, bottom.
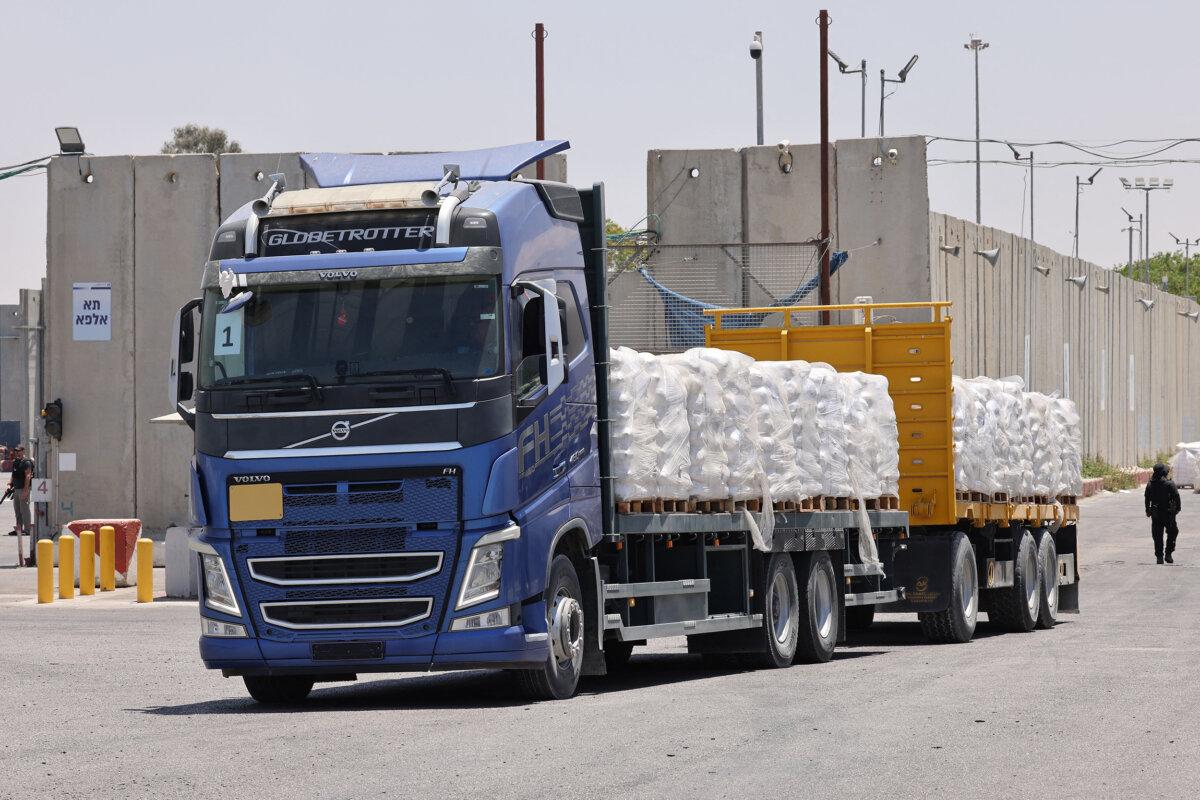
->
left=959, top=546, right=978, bottom=620
left=550, top=590, right=584, bottom=673
left=769, top=571, right=795, bottom=645
left=1043, top=545, right=1059, bottom=616
left=1023, top=539, right=1039, bottom=616
left=813, top=568, right=834, bottom=641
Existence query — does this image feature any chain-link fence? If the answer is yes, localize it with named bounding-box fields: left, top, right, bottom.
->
left=606, top=241, right=827, bottom=353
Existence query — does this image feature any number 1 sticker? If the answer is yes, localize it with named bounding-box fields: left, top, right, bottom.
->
left=214, top=306, right=244, bottom=356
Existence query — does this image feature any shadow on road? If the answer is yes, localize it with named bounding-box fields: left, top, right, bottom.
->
left=130, top=649, right=890, bottom=715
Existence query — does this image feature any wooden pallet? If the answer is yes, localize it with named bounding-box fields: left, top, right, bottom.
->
left=772, top=499, right=797, bottom=512
left=693, top=498, right=731, bottom=513
left=799, top=496, right=818, bottom=511
left=733, top=498, right=762, bottom=513
left=991, top=492, right=1010, bottom=503
left=865, top=496, right=900, bottom=511
left=619, top=498, right=693, bottom=513
left=1057, top=495, right=1078, bottom=505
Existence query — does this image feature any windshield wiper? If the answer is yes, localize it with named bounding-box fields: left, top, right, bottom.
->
left=347, top=368, right=457, bottom=398
left=213, top=373, right=322, bottom=394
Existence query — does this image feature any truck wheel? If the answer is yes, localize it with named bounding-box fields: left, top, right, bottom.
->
left=988, top=528, right=1040, bottom=632
left=793, top=552, right=838, bottom=664
left=515, top=555, right=585, bottom=701
left=846, top=604, right=876, bottom=632
left=242, top=675, right=314, bottom=705
left=742, top=553, right=801, bottom=668
left=917, top=532, right=978, bottom=644
left=1034, top=528, right=1059, bottom=629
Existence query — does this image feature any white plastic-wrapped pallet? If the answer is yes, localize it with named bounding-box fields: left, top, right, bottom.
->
left=757, top=361, right=823, bottom=499
left=1025, top=391, right=1057, bottom=498
left=838, top=372, right=899, bottom=499
left=660, top=351, right=730, bottom=500
left=806, top=363, right=852, bottom=497
left=996, top=377, right=1031, bottom=497
left=749, top=364, right=803, bottom=503
left=952, top=376, right=998, bottom=495
left=654, top=357, right=693, bottom=500
left=692, top=348, right=763, bottom=501
left=608, top=347, right=659, bottom=501
left=1056, top=399, right=1084, bottom=495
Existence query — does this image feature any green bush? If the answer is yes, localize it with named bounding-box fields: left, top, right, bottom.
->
left=1083, top=455, right=1139, bottom=492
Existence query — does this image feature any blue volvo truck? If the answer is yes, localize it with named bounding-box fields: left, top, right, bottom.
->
left=171, top=141, right=1070, bottom=704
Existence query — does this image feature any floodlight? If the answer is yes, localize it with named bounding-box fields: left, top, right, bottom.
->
left=898, top=54, right=919, bottom=81
left=55, top=127, right=85, bottom=155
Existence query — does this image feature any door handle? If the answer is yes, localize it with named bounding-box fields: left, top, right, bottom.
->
left=552, top=462, right=567, bottom=478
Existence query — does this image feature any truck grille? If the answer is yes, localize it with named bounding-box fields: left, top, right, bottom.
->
left=278, top=475, right=459, bottom=526
left=260, top=598, right=433, bottom=630
left=248, top=552, right=442, bottom=585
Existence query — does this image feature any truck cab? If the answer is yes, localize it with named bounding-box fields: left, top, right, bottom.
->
left=172, top=142, right=608, bottom=702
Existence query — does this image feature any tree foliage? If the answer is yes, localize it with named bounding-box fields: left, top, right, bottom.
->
left=161, top=124, right=243, bottom=155
left=1116, top=251, right=1200, bottom=298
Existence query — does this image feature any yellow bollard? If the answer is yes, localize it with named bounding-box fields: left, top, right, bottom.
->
left=37, top=540, right=54, bottom=603
left=99, top=525, right=116, bottom=592
left=136, top=538, right=153, bottom=603
left=79, top=530, right=95, bottom=595
left=59, top=535, right=75, bottom=600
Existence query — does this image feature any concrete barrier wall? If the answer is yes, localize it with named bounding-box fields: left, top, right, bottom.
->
left=930, top=212, right=1200, bottom=466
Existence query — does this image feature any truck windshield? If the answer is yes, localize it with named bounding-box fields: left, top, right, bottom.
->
left=198, top=275, right=501, bottom=388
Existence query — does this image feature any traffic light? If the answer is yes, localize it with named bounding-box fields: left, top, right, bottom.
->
left=42, top=399, right=63, bottom=441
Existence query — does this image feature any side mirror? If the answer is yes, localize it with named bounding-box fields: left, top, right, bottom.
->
left=169, top=298, right=203, bottom=428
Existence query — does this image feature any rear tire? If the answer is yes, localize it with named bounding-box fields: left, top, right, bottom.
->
left=242, top=675, right=314, bottom=705
left=1034, top=528, right=1059, bottom=629
left=918, top=532, right=978, bottom=644
left=514, top=555, right=585, bottom=701
left=988, top=528, right=1040, bottom=632
left=793, top=552, right=838, bottom=664
left=741, top=553, right=801, bottom=669
left=846, top=604, right=876, bottom=632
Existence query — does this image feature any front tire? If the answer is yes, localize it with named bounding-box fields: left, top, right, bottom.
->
left=741, top=553, right=801, bottom=668
left=794, top=552, right=838, bottom=664
left=988, top=528, right=1040, bottom=632
left=515, top=555, right=585, bottom=701
left=918, top=532, right=978, bottom=644
left=1034, top=528, right=1059, bottom=629
left=242, top=675, right=314, bottom=705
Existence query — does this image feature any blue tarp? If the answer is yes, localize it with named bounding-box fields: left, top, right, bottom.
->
left=301, top=141, right=571, bottom=187
left=637, top=251, right=848, bottom=349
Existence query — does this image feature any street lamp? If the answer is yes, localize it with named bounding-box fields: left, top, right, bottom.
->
left=828, top=49, right=867, bottom=138
left=1073, top=167, right=1102, bottom=259
left=750, top=32, right=764, bottom=146
left=879, top=54, right=918, bottom=136
left=54, top=127, right=85, bottom=155
left=1120, top=176, right=1174, bottom=269
left=1121, top=208, right=1143, bottom=278
left=1170, top=232, right=1200, bottom=298
left=964, top=35, right=989, bottom=224
left=1008, top=142, right=1036, bottom=385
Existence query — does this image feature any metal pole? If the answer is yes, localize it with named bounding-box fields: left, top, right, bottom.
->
left=1144, top=189, right=1151, bottom=274
left=973, top=46, right=981, bottom=224
left=1074, top=177, right=1080, bottom=259
left=755, top=31, right=764, bottom=146
left=1029, top=152, right=1035, bottom=249
left=819, top=10, right=832, bottom=324
left=1127, top=223, right=1133, bottom=273
left=878, top=69, right=885, bottom=136
left=1137, top=215, right=1144, bottom=282
left=534, top=22, right=546, bottom=179
left=860, top=59, right=867, bottom=138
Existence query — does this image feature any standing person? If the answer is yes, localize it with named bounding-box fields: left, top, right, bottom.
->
left=1144, top=462, right=1181, bottom=565
left=8, top=445, right=33, bottom=567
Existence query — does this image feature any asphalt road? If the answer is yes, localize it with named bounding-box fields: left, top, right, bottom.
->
left=1, top=489, right=1196, bottom=800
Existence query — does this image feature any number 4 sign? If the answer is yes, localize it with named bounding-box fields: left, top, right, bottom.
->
left=30, top=478, right=53, bottom=503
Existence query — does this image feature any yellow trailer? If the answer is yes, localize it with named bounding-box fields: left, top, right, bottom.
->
left=705, top=300, right=1080, bottom=643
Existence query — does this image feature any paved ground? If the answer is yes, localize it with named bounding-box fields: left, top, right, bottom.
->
left=1, top=489, right=1196, bottom=799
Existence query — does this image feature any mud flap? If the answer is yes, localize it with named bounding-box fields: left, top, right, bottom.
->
left=883, top=533, right=954, bottom=613
left=1054, top=524, right=1080, bottom=614
left=581, top=557, right=607, bottom=676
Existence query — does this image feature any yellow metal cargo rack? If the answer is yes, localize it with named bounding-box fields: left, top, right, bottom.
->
left=705, top=301, right=959, bottom=527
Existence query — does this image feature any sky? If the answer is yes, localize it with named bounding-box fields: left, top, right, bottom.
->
left=3, top=0, right=1199, bottom=304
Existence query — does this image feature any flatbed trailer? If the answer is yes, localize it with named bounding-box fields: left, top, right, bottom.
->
left=704, top=300, right=1080, bottom=642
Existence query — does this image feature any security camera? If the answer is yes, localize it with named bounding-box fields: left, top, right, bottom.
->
left=886, top=148, right=899, bottom=162
left=750, top=36, right=763, bottom=60
left=777, top=139, right=790, bottom=152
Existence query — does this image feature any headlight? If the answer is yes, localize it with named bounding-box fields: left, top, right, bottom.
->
left=201, top=617, right=247, bottom=637
left=201, top=553, right=241, bottom=616
left=456, top=524, right=520, bottom=610
left=451, top=607, right=511, bottom=631
left=457, top=543, right=503, bottom=609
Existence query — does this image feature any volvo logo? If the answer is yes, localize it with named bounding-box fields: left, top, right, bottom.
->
left=319, top=270, right=358, bottom=281
left=331, top=420, right=352, bottom=441
left=232, top=475, right=272, bottom=484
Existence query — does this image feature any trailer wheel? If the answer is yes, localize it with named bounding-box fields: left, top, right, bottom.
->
left=793, top=552, right=838, bottom=664
left=918, top=532, right=978, bottom=644
left=1033, top=528, right=1059, bottom=629
left=515, top=555, right=585, bottom=701
left=846, top=604, right=876, bottom=632
left=742, top=553, right=801, bottom=668
left=988, top=528, right=1040, bottom=632
left=242, top=675, right=314, bottom=705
